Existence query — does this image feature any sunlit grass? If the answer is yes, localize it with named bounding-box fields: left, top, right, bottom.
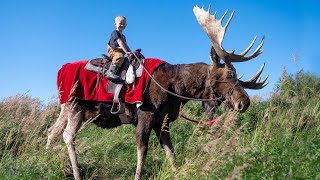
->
left=0, top=71, right=319, bottom=179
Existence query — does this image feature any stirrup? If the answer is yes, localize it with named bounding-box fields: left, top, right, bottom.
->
left=111, top=99, right=125, bottom=114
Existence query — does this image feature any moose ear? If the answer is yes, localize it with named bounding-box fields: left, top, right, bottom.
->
left=210, top=46, right=219, bottom=67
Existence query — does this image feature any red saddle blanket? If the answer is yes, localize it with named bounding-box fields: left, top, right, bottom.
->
left=57, top=58, right=164, bottom=104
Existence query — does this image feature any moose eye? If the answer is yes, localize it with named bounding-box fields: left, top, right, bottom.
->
left=227, top=70, right=235, bottom=78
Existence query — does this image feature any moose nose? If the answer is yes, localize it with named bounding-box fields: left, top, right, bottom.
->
left=235, top=101, right=244, bottom=112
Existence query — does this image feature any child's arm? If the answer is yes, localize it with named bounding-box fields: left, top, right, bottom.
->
left=117, top=38, right=131, bottom=54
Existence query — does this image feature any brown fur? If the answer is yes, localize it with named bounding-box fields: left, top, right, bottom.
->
left=46, top=61, right=251, bottom=180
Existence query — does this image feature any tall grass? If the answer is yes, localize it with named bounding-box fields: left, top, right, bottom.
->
left=0, top=95, right=65, bottom=179
left=0, top=70, right=319, bottom=179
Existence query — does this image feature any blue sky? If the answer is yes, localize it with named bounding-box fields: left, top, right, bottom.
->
left=1, top=0, right=319, bottom=102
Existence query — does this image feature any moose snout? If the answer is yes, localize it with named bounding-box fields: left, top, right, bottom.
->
left=234, top=99, right=250, bottom=112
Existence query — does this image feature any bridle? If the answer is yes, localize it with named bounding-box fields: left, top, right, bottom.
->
left=212, top=67, right=242, bottom=107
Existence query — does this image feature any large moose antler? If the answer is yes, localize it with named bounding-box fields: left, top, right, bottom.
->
left=193, top=5, right=264, bottom=66
left=194, top=5, right=268, bottom=89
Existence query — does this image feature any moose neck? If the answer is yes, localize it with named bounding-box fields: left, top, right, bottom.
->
left=171, top=63, right=211, bottom=99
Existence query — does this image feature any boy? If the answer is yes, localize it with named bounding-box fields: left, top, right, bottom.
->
left=106, top=16, right=131, bottom=81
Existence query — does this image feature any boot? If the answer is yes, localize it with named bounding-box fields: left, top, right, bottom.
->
left=105, top=63, right=120, bottom=81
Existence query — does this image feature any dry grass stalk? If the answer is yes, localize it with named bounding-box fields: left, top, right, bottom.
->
left=226, top=163, right=249, bottom=180
left=0, top=94, right=61, bottom=156
left=201, top=111, right=252, bottom=178
left=78, top=114, right=100, bottom=133
left=161, top=114, right=170, bottom=134
left=69, top=80, right=79, bottom=98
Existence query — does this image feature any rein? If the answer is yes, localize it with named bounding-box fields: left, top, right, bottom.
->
left=180, top=114, right=223, bottom=125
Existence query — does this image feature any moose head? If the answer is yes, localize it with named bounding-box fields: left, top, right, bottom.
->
left=194, top=5, right=268, bottom=113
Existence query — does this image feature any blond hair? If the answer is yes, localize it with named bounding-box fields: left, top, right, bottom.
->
left=115, top=16, right=126, bottom=23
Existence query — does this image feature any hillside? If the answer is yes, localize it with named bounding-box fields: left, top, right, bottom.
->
left=0, top=70, right=320, bottom=179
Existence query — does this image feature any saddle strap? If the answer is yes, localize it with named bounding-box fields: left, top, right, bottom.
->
left=110, top=68, right=127, bottom=115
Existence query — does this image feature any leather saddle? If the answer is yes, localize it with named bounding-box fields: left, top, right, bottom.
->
left=84, top=54, right=112, bottom=74
left=85, top=49, right=144, bottom=75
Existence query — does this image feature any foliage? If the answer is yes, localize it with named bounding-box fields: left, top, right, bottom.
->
left=276, top=68, right=320, bottom=97
left=0, top=71, right=320, bottom=179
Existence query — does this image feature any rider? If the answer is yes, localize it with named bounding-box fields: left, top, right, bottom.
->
left=106, top=15, right=132, bottom=81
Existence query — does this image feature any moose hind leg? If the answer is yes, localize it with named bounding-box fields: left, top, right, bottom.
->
left=63, top=104, right=84, bottom=180
left=46, top=104, right=68, bottom=150
left=134, top=111, right=153, bottom=180
left=153, top=121, right=176, bottom=171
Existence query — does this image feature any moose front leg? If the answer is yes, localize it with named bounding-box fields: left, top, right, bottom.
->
left=134, top=111, right=153, bottom=180
left=153, top=121, right=176, bottom=171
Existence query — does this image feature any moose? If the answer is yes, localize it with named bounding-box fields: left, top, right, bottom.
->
left=46, top=5, right=268, bottom=180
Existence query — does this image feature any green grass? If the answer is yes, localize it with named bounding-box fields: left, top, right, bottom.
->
left=1, top=71, right=320, bottom=179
